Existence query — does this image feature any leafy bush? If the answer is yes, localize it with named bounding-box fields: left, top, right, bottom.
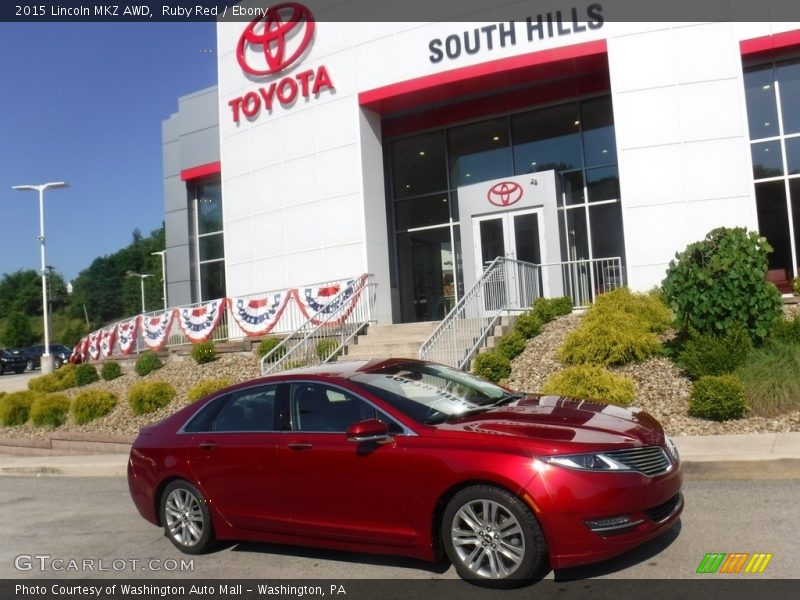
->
left=559, top=313, right=660, bottom=366
left=0, top=391, right=40, bottom=426
left=514, top=312, right=542, bottom=339
left=74, top=363, right=100, bottom=387
left=794, top=276, right=800, bottom=296
left=662, top=227, right=782, bottom=340
left=30, top=394, right=71, bottom=428
left=134, top=351, right=163, bottom=376
left=689, top=375, right=747, bottom=421
left=472, top=351, right=511, bottom=383
left=256, top=337, right=285, bottom=360
left=128, top=380, right=176, bottom=416
left=191, top=341, right=217, bottom=364
left=736, top=342, right=800, bottom=417
left=187, top=378, right=231, bottom=402
left=495, top=331, right=526, bottom=360
left=590, top=287, right=673, bottom=333
left=769, top=315, right=800, bottom=346
left=72, top=390, right=118, bottom=424
left=678, top=326, right=752, bottom=379
left=101, top=361, right=122, bottom=381
left=541, top=365, right=635, bottom=407
left=549, top=296, right=574, bottom=317
left=315, top=338, right=340, bottom=361
left=28, top=364, right=77, bottom=393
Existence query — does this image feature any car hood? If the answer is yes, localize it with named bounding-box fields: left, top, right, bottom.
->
left=434, top=394, right=665, bottom=448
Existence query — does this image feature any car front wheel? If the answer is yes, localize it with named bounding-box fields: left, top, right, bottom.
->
left=26, top=360, right=35, bottom=372
left=160, top=480, right=215, bottom=554
left=441, top=485, right=548, bottom=587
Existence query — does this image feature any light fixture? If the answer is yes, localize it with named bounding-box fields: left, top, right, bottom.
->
left=574, top=120, right=581, bottom=126
left=602, top=149, right=608, bottom=154
left=405, top=184, right=411, bottom=189
left=442, top=198, right=447, bottom=203
left=492, top=135, right=500, bottom=141
left=465, top=173, right=471, bottom=178
left=418, top=151, right=426, bottom=156
left=531, top=161, right=537, bottom=166
left=764, top=122, right=770, bottom=127
left=762, top=84, right=771, bottom=90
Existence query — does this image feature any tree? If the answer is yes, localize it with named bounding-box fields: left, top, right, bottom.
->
left=1, top=312, right=35, bottom=348
left=0, top=270, right=43, bottom=319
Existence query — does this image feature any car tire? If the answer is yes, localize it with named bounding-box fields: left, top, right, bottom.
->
left=441, top=485, right=548, bottom=587
left=53, top=358, right=62, bottom=370
left=26, top=360, right=35, bottom=372
left=15, top=368, right=25, bottom=375
left=160, top=480, right=215, bottom=555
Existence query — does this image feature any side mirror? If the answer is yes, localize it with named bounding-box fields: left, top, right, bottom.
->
left=346, top=419, right=392, bottom=444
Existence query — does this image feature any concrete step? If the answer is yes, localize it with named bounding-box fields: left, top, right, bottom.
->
left=357, top=322, right=440, bottom=342
left=345, top=341, right=423, bottom=360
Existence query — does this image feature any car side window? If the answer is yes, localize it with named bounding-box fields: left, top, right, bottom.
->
left=289, top=383, right=402, bottom=434
left=213, top=385, right=278, bottom=432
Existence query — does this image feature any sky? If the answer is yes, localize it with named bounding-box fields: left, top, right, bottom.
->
left=0, top=21, right=217, bottom=282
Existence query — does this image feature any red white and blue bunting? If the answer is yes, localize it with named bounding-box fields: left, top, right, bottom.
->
left=88, top=331, right=102, bottom=361
left=99, top=325, right=117, bottom=358
left=294, top=275, right=367, bottom=326
left=177, top=299, right=227, bottom=343
left=229, top=292, right=290, bottom=336
left=141, top=310, right=175, bottom=351
left=117, top=316, right=140, bottom=355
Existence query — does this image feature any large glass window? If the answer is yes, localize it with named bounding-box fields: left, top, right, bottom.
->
left=745, top=59, right=800, bottom=281
left=193, top=181, right=226, bottom=301
left=386, top=94, right=624, bottom=322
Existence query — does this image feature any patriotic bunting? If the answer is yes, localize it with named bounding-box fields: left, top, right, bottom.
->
left=141, top=310, right=175, bottom=351
left=229, top=292, right=290, bottom=336
left=294, top=275, right=367, bottom=326
left=177, top=298, right=227, bottom=343
left=88, top=331, right=102, bottom=361
left=117, top=316, right=140, bottom=355
left=99, top=325, right=117, bottom=358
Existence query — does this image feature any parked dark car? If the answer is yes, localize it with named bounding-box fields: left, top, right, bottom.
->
left=21, top=344, right=73, bottom=371
left=128, top=358, right=683, bottom=586
left=0, top=349, right=27, bottom=375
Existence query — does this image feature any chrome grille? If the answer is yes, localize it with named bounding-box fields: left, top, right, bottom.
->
left=604, top=446, right=671, bottom=476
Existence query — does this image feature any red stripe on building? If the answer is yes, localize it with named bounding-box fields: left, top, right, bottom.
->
left=740, top=29, right=800, bottom=57
left=180, top=161, right=221, bottom=182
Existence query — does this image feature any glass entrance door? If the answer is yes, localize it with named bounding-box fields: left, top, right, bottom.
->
left=473, top=209, right=544, bottom=274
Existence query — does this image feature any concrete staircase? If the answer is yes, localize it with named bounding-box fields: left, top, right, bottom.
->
left=344, top=322, right=440, bottom=360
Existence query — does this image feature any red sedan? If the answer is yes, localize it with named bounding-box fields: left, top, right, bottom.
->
left=128, top=358, right=682, bottom=586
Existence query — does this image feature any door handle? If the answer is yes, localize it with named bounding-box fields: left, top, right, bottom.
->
left=288, top=442, right=313, bottom=451
left=198, top=442, right=217, bottom=451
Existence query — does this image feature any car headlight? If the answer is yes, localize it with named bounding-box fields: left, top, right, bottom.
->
left=664, top=435, right=680, bottom=463
left=541, top=452, right=631, bottom=472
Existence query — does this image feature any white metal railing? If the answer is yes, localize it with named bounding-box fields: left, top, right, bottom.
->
left=419, top=258, right=541, bottom=370
left=260, top=274, right=377, bottom=375
left=419, top=257, right=624, bottom=370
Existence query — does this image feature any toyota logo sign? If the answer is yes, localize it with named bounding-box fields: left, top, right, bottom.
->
left=237, top=2, right=315, bottom=76
left=487, top=181, right=524, bottom=207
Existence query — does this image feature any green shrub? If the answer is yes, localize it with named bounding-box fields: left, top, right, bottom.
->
left=794, top=276, right=800, bottom=296
left=689, top=375, right=747, bottom=421
left=28, top=364, right=77, bottom=393
left=531, top=298, right=556, bottom=323
left=495, top=331, right=526, bottom=360
left=769, top=315, right=800, bottom=346
left=256, top=337, right=286, bottom=360
left=72, top=390, right=118, bottom=424
left=128, top=380, right=176, bottom=416
left=549, top=296, right=574, bottom=317
left=472, top=351, right=511, bottom=383
left=662, top=227, right=783, bottom=340
left=74, top=363, right=100, bottom=386
left=191, top=341, right=217, bottom=364
left=736, top=342, right=800, bottom=417
left=590, top=287, right=673, bottom=333
left=315, top=338, right=340, bottom=361
left=30, top=394, right=71, bottom=428
left=187, top=378, right=232, bottom=402
left=134, top=351, right=163, bottom=376
left=678, top=326, right=752, bottom=379
left=280, top=359, right=309, bottom=371
left=559, top=313, right=660, bottom=366
left=541, top=365, right=635, bottom=407
left=100, top=361, right=123, bottom=381
left=514, top=312, right=542, bottom=339
left=0, top=391, right=40, bottom=426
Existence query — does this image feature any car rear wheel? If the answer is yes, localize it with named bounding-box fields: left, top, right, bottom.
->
left=26, top=360, right=35, bottom=372
left=160, top=480, right=215, bottom=554
left=441, top=485, right=548, bottom=587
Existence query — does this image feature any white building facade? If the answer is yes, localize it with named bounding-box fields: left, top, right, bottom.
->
left=165, top=4, right=800, bottom=324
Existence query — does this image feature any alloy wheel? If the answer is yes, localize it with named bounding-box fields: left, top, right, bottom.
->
left=164, top=487, right=205, bottom=548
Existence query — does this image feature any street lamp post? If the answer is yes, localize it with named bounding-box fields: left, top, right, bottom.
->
left=151, top=250, right=167, bottom=310
left=12, top=181, right=68, bottom=374
left=127, top=271, right=154, bottom=313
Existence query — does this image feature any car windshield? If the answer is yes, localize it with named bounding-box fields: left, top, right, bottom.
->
left=0, top=350, right=10, bottom=358
left=350, top=362, right=522, bottom=425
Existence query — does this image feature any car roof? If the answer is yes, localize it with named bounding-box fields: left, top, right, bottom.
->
left=241, top=357, right=432, bottom=387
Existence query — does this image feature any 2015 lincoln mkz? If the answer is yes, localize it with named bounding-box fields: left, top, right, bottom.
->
left=128, top=358, right=682, bottom=585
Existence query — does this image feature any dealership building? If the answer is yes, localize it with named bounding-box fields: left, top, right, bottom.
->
left=161, top=4, right=800, bottom=326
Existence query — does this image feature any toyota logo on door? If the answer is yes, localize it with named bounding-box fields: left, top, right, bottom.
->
left=236, top=2, right=315, bottom=76
left=487, top=181, right=524, bottom=207
left=228, top=2, right=335, bottom=124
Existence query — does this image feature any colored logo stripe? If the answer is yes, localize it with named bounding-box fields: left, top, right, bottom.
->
left=719, top=553, right=749, bottom=573
left=696, top=552, right=772, bottom=574
left=697, top=553, right=726, bottom=573
left=745, top=553, right=773, bottom=573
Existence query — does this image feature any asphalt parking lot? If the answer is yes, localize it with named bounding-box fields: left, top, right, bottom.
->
left=0, top=370, right=37, bottom=393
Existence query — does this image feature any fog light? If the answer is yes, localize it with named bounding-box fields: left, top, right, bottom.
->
left=584, top=515, right=643, bottom=534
